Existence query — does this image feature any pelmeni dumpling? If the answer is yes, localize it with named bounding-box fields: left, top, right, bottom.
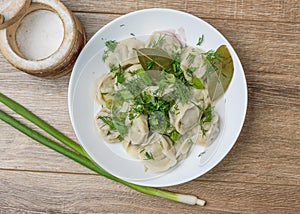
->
left=194, top=112, right=219, bottom=146
left=146, top=31, right=182, bottom=57
left=190, top=88, right=211, bottom=109
left=96, top=72, right=116, bottom=108
left=180, top=46, right=207, bottom=82
left=95, top=108, right=120, bottom=143
left=127, top=114, right=149, bottom=145
left=175, top=136, right=193, bottom=161
left=169, top=102, right=200, bottom=135
left=114, top=64, right=144, bottom=91
left=104, top=38, right=145, bottom=68
left=122, top=137, right=140, bottom=158
left=139, top=133, right=177, bottom=172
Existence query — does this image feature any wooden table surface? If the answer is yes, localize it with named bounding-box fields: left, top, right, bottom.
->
left=1, top=1, right=300, bottom=213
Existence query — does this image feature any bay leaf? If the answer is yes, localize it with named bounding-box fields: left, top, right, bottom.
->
left=206, top=45, right=234, bottom=101
left=135, top=48, right=174, bottom=71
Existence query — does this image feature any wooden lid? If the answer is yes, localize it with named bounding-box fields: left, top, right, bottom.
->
left=0, top=0, right=31, bottom=30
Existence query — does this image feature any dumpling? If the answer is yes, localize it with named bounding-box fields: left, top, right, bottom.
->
left=122, top=137, right=140, bottom=158
left=96, top=72, right=116, bottom=109
left=114, top=64, right=144, bottom=91
left=104, top=38, right=144, bottom=68
left=175, top=136, right=193, bottom=161
left=127, top=114, right=149, bottom=145
left=139, top=133, right=177, bottom=172
left=95, top=108, right=120, bottom=143
left=169, top=102, right=200, bottom=135
left=180, top=46, right=207, bottom=82
left=194, top=112, right=219, bottom=146
left=190, top=88, right=211, bottom=109
left=146, top=31, right=182, bottom=57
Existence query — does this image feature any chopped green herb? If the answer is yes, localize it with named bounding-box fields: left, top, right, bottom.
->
left=151, top=34, right=165, bottom=49
left=117, top=135, right=124, bottom=141
left=174, top=104, right=179, bottom=110
left=149, top=111, right=168, bottom=133
left=109, top=64, right=118, bottom=72
left=130, top=33, right=135, bottom=36
left=198, top=151, right=206, bottom=157
left=145, top=151, right=154, bottom=160
left=197, top=35, right=204, bottom=46
left=120, top=24, right=125, bottom=27
left=146, top=60, right=155, bottom=70
left=165, top=73, right=176, bottom=83
left=102, top=40, right=118, bottom=61
left=192, top=77, right=204, bottom=89
left=105, top=99, right=113, bottom=109
left=202, top=50, right=223, bottom=71
left=112, top=118, right=127, bottom=135
left=137, top=71, right=152, bottom=85
left=116, top=65, right=125, bottom=84
left=119, top=89, right=134, bottom=100
left=105, top=40, right=118, bottom=52
left=170, top=130, right=180, bottom=142
left=197, top=105, right=213, bottom=136
left=98, top=116, right=115, bottom=130
left=171, top=60, right=189, bottom=85
left=157, top=79, right=169, bottom=95
left=186, top=67, right=196, bottom=77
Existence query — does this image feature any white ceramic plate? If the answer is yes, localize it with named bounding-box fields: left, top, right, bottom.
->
left=68, top=8, right=247, bottom=187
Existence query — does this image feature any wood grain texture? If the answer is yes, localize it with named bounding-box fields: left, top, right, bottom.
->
left=0, top=1, right=300, bottom=213
left=1, top=170, right=299, bottom=214
left=61, top=0, right=300, bottom=23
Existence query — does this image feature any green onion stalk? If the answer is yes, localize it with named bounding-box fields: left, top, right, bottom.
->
left=0, top=93, right=205, bottom=206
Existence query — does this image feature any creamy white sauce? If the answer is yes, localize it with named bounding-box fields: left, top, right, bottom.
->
left=16, top=10, right=64, bottom=60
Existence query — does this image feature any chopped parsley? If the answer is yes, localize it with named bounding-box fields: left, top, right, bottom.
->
left=170, top=130, right=180, bottom=142
left=192, top=77, right=204, bottom=89
left=129, top=92, right=174, bottom=121
left=146, top=60, right=155, bottom=70
left=97, top=115, right=115, bottom=130
left=186, top=67, right=196, bottom=77
left=149, top=111, right=168, bottom=133
left=196, top=34, right=204, bottom=46
left=145, top=151, right=154, bottom=160
left=198, top=105, right=213, bottom=136
left=151, top=34, right=165, bottom=49
left=198, top=151, right=206, bottom=157
left=202, top=50, right=223, bottom=71
left=102, top=40, right=118, bottom=61
left=109, top=64, right=118, bottom=72
left=116, top=65, right=125, bottom=85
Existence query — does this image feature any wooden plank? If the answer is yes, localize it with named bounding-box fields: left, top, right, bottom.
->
left=0, top=170, right=299, bottom=213
left=0, top=13, right=299, bottom=185
left=61, top=0, right=300, bottom=23
left=62, top=0, right=139, bottom=14
left=1, top=102, right=299, bottom=185
left=187, top=0, right=300, bottom=23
